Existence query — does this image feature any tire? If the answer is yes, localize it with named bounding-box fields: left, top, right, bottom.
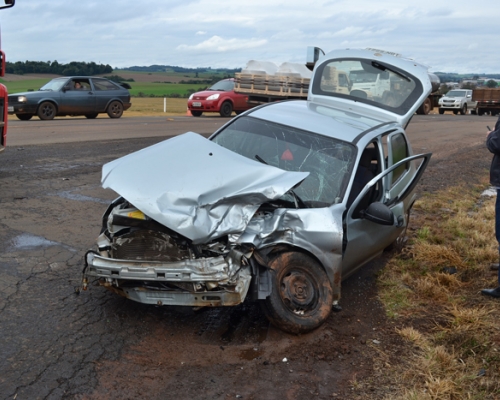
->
left=219, top=101, right=233, bottom=117
left=16, top=114, right=33, bottom=121
left=37, top=102, right=56, bottom=120
left=478, top=109, right=485, bottom=116
left=191, top=110, right=202, bottom=117
left=439, top=108, right=445, bottom=115
left=261, top=252, right=333, bottom=334
left=453, top=110, right=458, bottom=115
left=107, top=101, right=124, bottom=118
left=418, top=98, right=432, bottom=115
left=460, top=104, right=467, bottom=115
left=85, top=113, right=98, bottom=119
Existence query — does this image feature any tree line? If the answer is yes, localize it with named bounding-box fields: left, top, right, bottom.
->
left=5, top=61, right=113, bottom=76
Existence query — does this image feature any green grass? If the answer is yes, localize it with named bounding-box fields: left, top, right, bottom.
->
left=0, top=78, right=209, bottom=97
left=0, top=78, right=50, bottom=93
left=127, top=82, right=207, bottom=97
left=375, top=178, right=500, bottom=399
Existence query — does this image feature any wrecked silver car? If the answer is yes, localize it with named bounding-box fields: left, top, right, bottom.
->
left=82, top=49, right=432, bottom=334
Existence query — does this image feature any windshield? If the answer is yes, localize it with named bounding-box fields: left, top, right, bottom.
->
left=312, top=58, right=421, bottom=115
left=209, top=80, right=234, bottom=91
left=212, top=116, right=356, bottom=207
left=445, top=90, right=466, bottom=97
left=39, top=78, right=67, bottom=91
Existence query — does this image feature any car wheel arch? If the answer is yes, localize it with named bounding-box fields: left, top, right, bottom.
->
left=37, top=99, right=59, bottom=111
left=255, top=244, right=337, bottom=295
left=219, top=98, right=234, bottom=117
left=104, top=98, right=124, bottom=110
left=106, top=100, right=125, bottom=118
left=36, top=100, right=58, bottom=120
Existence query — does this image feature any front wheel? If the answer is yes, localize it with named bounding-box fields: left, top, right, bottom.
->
left=191, top=110, right=202, bottom=117
left=85, top=113, right=98, bottom=119
left=219, top=101, right=233, bottom=117
left=261, top=252, right=333, bottom=334
left=439, top=108, right=445, bottom=115
left=107, top=101, right=124, bottom=118
left=37, top=102, right=56, bottom=120
left=460, top=104, right=467, bottom=115
left=16, top=114, right=33, bottom=121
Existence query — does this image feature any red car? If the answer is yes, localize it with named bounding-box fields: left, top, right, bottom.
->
left=187, top=78, right=253, bottom=117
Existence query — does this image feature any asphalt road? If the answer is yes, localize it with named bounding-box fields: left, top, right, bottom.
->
left=6, top=115, right=230, bottom=146
left=0, top=113, right=496, bottom=399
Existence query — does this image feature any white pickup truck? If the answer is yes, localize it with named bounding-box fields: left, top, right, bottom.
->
left=438, top=89, right=476, bottom=115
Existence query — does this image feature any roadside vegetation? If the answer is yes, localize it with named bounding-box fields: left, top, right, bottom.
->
left=0, top=68, right=233, bottom=99
left=373, top=178, right=500, bottom=399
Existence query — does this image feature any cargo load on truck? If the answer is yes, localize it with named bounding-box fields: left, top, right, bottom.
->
left=234, top=60, right=312, bottom=104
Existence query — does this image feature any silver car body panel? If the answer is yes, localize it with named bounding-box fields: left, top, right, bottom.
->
left=101, top=131, right=309, bottom=244
left=84, top=48, right=433, bottom=313
left=86, top=249, right=252, bottom=307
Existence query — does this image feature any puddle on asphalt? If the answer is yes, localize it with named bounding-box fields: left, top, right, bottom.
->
left=55, top=190, right=109, bottom=204
left=11, top=233, right=59, bottom=249
left=10, top=233, right=74, bottom=252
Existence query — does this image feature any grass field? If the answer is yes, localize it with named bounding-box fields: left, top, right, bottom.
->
left=0, top=69, right=231, bottom=98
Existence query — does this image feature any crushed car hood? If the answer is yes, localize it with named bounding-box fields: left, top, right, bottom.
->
left=101, top=132, right=309, bottom=243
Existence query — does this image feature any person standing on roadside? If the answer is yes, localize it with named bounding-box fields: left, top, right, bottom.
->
left=483, top=115, right=500, bottom=298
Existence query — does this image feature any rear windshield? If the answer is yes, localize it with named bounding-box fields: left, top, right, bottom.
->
left=312, top=58, right=423, bottom=115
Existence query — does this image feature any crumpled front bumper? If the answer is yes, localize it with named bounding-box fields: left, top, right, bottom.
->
left=84, top=250, right=252, bottom=307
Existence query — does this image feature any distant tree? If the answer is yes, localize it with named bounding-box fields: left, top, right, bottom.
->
left=486, top=80, right=498, bottom=88
left=461, top=82, right=476, bottom=89
left=439, top=84, right=451, bottom=95
left=5, top=60, right=113, bottom=75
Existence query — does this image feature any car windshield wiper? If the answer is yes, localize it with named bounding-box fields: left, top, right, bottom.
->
left=255, top=154, right=308, bottom=209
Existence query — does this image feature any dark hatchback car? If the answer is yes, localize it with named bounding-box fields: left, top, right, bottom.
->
left=8, top=76, right=132, bottom=120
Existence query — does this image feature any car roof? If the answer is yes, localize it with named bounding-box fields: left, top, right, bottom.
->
left=50, top=76, right=110, bottom=80
left=245, top=99, right=389, bottom=145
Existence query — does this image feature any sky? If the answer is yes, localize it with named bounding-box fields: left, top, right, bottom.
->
left=1, top=0, right=499, bottom=74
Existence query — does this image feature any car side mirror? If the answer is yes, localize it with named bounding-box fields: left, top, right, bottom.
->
left=362, top=202, right=394, bottom=225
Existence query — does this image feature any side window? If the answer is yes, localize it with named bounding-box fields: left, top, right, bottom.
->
left=92, top=79, right=119, bottom=91
left=389, top=133, right=409, bottom=184
left=69, top=79, right=90, bottom=90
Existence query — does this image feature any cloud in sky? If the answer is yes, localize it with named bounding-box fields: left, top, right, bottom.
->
left=1, top=0, right=499, bottom=73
